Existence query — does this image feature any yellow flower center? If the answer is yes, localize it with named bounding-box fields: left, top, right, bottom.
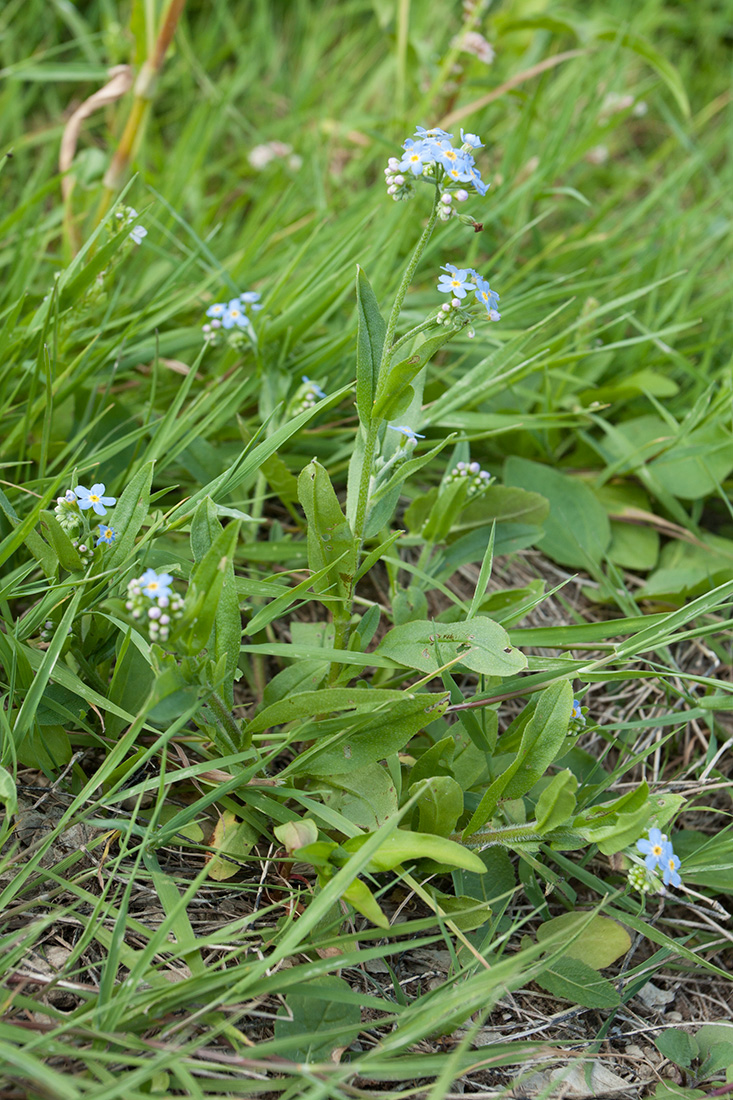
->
left=652, top=844, right=663, bottom=856
left=90, top=494, right=100, bottom=503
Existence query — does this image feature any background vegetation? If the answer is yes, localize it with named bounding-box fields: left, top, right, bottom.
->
left=0, top=0, right=732, bottom=1096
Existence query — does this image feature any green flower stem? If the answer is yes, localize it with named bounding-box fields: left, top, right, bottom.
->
left=334, top=191, right=441, bottom=673
left=353, top=190, right=441, bottom=550
left=456, top=822, right=541, bottom=848
left=388, top=316, right=437, bottom=358
left=458, top=823, right=582, bottom=849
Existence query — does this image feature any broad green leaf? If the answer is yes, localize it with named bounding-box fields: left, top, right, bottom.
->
left=426, top=889, right=492, bottom=932
left=342, top=875, right=390, bottom=928
left=297, top=460, right=357, bottom=599
left=409, top=736, right=456, bottom=788
left=536, top=913, right=630, bottom=969
left=373, top=327, right=453, bottom=420
left=41, top=512, right=84, bottom=572
left=273, top=818, right=319, bottom=852
left=456, top=486, right=550, bottom=531
left=534, top=769, right=577, bottom=832
left=274, top=976, right=362, bottom=1061
left=504, top=457, right=610, bottom=571
left=246, top=687, right=428, bottom=735
left=606, top=519, right=659, bottom=571
left=410, top=776, right=464, bottom=838
left=641, top=533, right=733, bottom=600
left=355, top=265, right=386, bottom=423
left=17, top=725, right=72, bottom=771
left=190, top=498, right=241, bottom=698
left=502, top=680, right=574, bottom=800
left=320, top=764, right=399, bottom=830
left=206, top=811, right=257, bottom=881
left=536, top=956, right=620, bottom=1008
left=696, top=1024, right=733, bottom=1078
left=453, top=847, right=516, bottom=908
left=376, top=618, right=526, bottom=677
left=287, top=693, right=450, bottom=776
left=342, top=829, right=487, bottom=874
left=649, top=423, right=733, bottom=500
left=178, top=520, right=240, bottom=655
left=654, top=1028, right=698, bottom=1069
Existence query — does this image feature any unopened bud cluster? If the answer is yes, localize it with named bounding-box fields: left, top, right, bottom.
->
left=125, top=569, right=184, bottom=644
left=627, top=864, right=656, bottom=895
left=288, top=376, right=327, bottom=418
left=53, top=483, right=117, bottom=559
left=40, top=619, right=73, bottom=643
left=446, top=460, right=492, bottom=495
left=55, top=490, right=82, bottom=533
left=113, top=205, right=148, bottom=245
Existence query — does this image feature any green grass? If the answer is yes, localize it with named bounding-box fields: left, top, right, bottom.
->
left=0, top=0, right=732, bottom=1096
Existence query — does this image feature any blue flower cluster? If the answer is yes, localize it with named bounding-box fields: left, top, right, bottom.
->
left=437, top=263, right=500, bottom=320
left=202, top=291, right=262, bottom=344
left=54, top=482, right=118, bottom=559
left=636, top=827, right=681, bottom=888
left=126, top=569, right=184, bottom=644
left=628, top=826, right=683, bottom=897
left=384, top=126, right=489, bottom=209
left=288, top=376, right=328, bottom=418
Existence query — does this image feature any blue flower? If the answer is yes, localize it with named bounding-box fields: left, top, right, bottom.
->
left=129, top=224, right=147, bottom=245
left=466, top=164, right=489, bottom=196
left=436, top=145, right=474, bottom=176
left=75, top=483, right=116, bottom=516
left=388, top=425, right=425, bottom=443
left=661, top=841, right=681, bottom=888
left=206, top=303, right=227, bottom=318
left=461, top=129, right=484, bottom=149
left=473, top=276, right=500, bottom=314
left=240, top=291, right=263, bottom=311
left=414, top=126, right=453, bottom=141
left=302, top=376, right=327, bottom=398
left=636, top=828, right=667, bottom=871
left=437, top=263, right=472, bottom=298
left=222, top=300, right=251, bottom=329
left=399, top=138, right=433, bottom=176
left=96, top=524, right=117, bottom=546
left=139, top=568, right=174, bottom=600
left=571, top=699, right=586, bottom=724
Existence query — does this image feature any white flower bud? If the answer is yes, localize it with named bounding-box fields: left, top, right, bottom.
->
left=441, top=303, right=451, bottom=313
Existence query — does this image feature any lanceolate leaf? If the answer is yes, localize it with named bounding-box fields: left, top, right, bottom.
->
left=376, top=618, right=526, bottom=677
left=355, top=265, right=386, bottom=424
